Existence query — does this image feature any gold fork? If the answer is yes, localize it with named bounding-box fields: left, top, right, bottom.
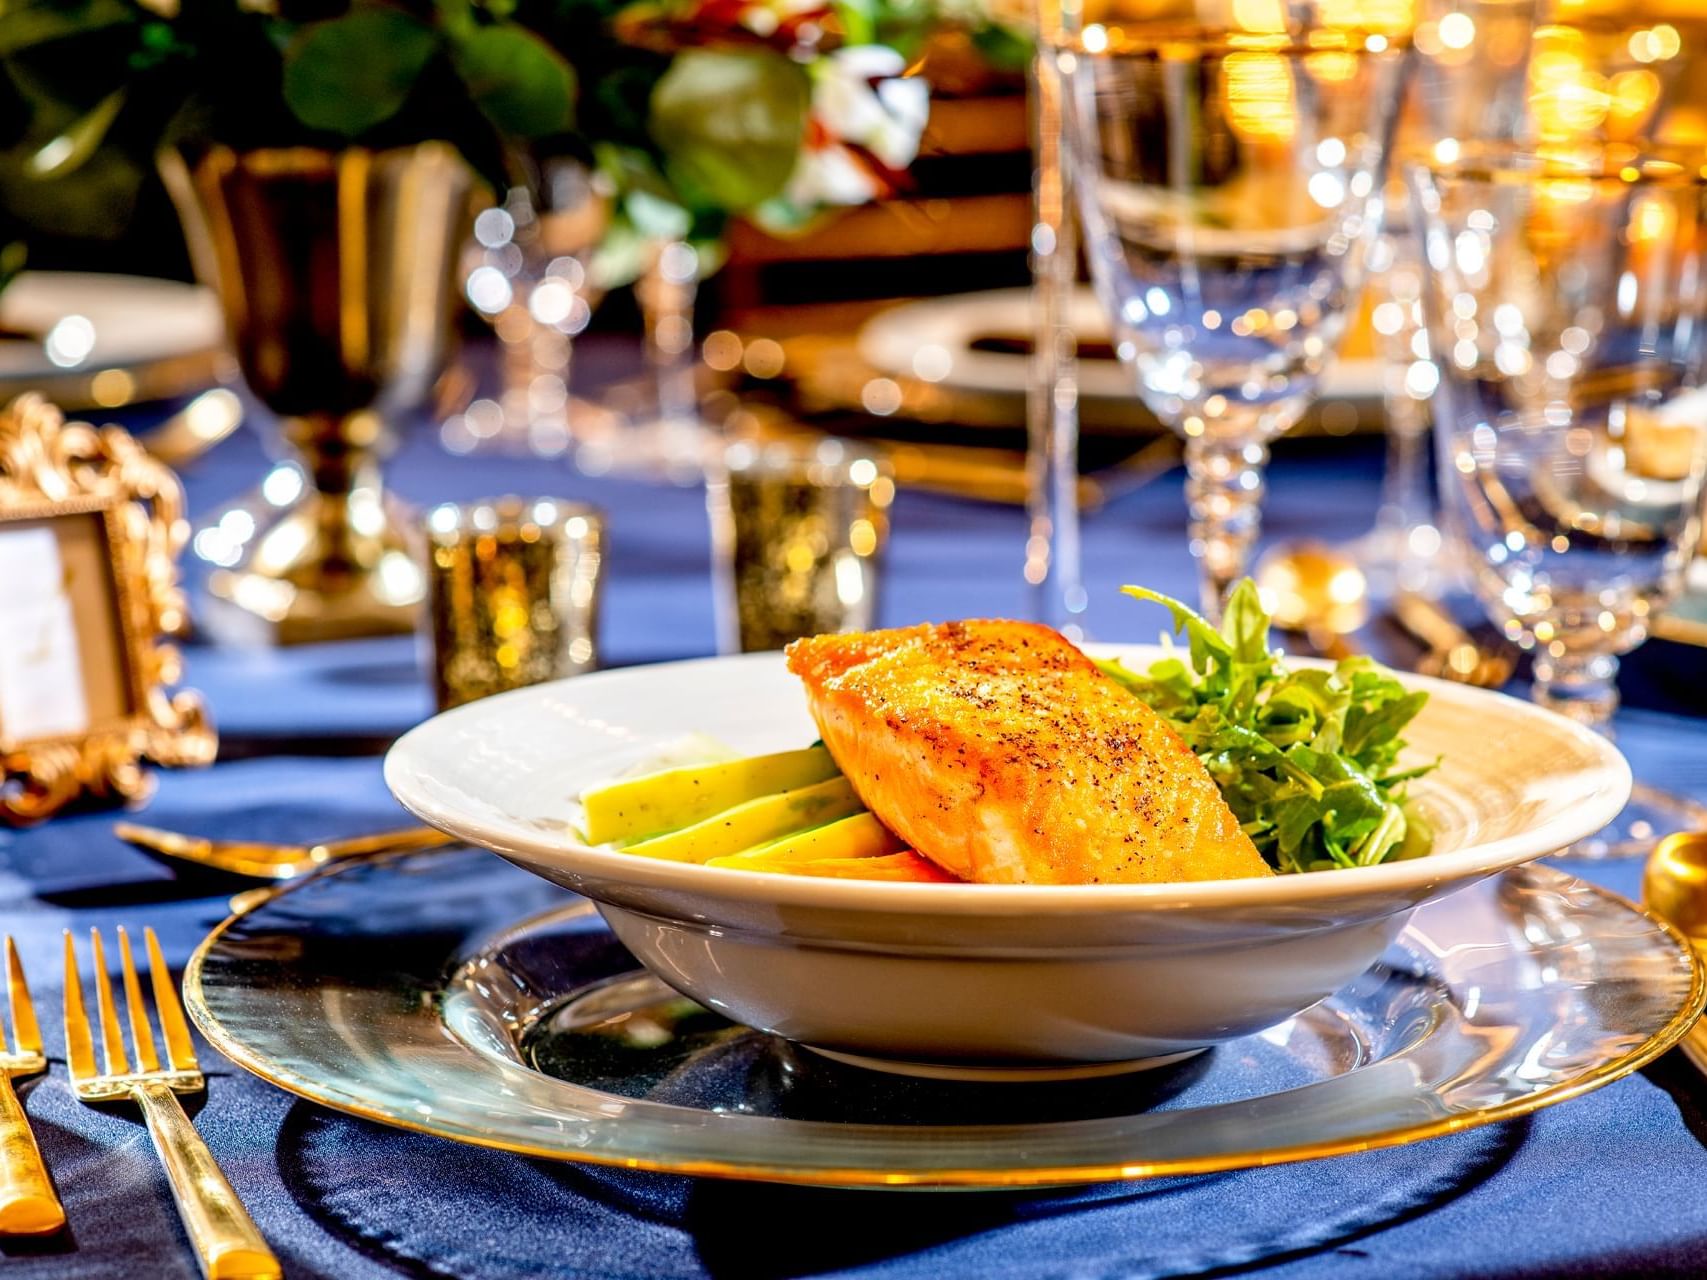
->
left=0, top=938, right=63, bottom=1234
left=64, top=928, right=279, bottom=1280
left=115, top=821, right=452, bottom=882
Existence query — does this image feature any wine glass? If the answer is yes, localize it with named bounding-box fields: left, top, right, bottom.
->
left=1065, top=18, right=1408, bottom=619
left=1410, top=141, right=1707, bottom=857
left=455, top=156, right=611, bottom=459
left=1354, top=0, right=1539, bottom=596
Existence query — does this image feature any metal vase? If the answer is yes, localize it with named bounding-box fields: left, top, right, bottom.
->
left=161, top=143, right=475, bottom=643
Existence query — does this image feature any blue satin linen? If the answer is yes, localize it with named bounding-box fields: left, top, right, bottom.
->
left=0, top=402, right=1704, bottom=1278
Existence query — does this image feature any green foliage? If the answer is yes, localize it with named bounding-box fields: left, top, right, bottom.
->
left=650, top=49, right=809, bottom=212
left=453, top=26, right=577, bottom=138
left=24, top=87, right=124, bottom=176
left=1102, top=581, right=1436, bottom=874
left=0, top=241, right=24, bottom=295
left=970, top=22, right=1030, bottom=72
left=0, top=0, right=1031, bottom=252
left=0, top=0, right=581, bottom=170
left=283, top=11, right=440, bottom=137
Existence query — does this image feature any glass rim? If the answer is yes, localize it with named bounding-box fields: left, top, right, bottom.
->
left=425, top=495, right=604, bottom=544
left=1408, top=139, right=1707, bottom=187
left=1062, top=23, right=1410, bottom=59
left=720, top=433, right=892, bottom=485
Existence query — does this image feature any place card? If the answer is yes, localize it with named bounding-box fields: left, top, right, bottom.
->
left=0, top=394, right=214, bottom=822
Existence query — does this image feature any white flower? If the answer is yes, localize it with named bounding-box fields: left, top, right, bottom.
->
left=786, top=145, right=886, bottom=207
left=784, top=46, right=930, bottom=208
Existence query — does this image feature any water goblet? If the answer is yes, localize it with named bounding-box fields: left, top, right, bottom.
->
left=1350, top=0, right=1540, bottom=596
left=1410, top=141, right=1707, bottom=857
left=1065, top=18, right=1408, bottom=619
left=456, top=156, right=611, bottom=460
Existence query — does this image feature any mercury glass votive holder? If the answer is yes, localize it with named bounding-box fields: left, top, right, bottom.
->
left=708, top=437, right=894, bottom=654
left=425, top=497, right=604, bottom=710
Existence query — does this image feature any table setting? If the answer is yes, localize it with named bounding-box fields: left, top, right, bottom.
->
left=4, top=0, right=1707, bottom=1277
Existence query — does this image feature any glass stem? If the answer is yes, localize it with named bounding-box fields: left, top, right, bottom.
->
left=1531, top=650, right=1619, bottom=730
left=643, top=239, right=701, bottom=430
left=1026, top=42, right=1085, bottom=638
left=1366, top=236, right=1439, bottom=589
left=498, top=301, right=535, bottom=436
left=497, top=300, right=572, bottom=454
left=1184, top=436, right=1267, bottom=621
left=1377, top=386, right=1431, bottom=543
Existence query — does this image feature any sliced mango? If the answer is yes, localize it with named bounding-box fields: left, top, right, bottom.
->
left=621, top=775, right=864, bottom=863
left=582, top=745, right=841, bottom=845
left=709, top=813, right=906, bottom=869
left=744, top=852, right=960, bottom=882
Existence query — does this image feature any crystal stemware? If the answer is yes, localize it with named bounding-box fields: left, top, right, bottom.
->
left=1411, top=141, right=1707, bottom=857
left=1359, top=0, right=1540, bottom=594
left=457, top=156, right=611, bottom=460
left=1065, top=18, right=1407, bottom=619
left=1026, top=14, right=1086, bottom=638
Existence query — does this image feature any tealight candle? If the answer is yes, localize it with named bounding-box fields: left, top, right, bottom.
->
left=424, top=497, right=604, bottom=710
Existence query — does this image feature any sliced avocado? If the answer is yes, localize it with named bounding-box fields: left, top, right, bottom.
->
left=582, top=745, right=841, bottom=845
left=621, top=775, right=864, bottom=863
left=711, top=813, right=905, bottom=868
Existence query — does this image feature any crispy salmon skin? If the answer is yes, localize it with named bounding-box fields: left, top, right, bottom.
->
left=785, top=620, right=1272, bottom=885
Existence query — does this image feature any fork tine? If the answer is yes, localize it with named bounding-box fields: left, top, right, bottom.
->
left=6, top=937, right=41, bottom=1055
left=88, top=929, right=131, bottom=1077
left=116, top=928, right=160, bottom=1073
left=62, top=931, right=97, bottom=1082
left=145, top=928, right=199, bottom=1072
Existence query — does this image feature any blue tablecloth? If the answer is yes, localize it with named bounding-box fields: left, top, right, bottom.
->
left=3, top=382, right=1706, bottom=1278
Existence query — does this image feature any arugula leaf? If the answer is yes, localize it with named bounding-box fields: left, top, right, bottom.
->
left=1114, top=580, right=1435, bottom=874
left=1120, top=585, right=1231, bottom=676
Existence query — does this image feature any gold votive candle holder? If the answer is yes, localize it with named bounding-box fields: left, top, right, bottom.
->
left=425, top=497, right=604, bottom=709
left=708, top=436, right=894, bottom=653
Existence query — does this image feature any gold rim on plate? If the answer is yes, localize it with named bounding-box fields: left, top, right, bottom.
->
left=183, top=850, right=1705, bottom=1189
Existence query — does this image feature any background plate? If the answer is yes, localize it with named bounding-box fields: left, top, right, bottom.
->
left=856, top=287, right=1384, bottom=426
left=0, top=271, right=224, bottom=408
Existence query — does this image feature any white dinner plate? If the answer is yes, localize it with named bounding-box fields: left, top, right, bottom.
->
left=857, top=287, right=1385, bottom=408
left=385, top=646, right=1630, bottom=1076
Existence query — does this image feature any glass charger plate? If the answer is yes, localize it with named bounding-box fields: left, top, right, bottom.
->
left=185, top=848, right=1703, bottom=1190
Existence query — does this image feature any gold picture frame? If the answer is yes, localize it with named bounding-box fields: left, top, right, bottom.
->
left=0, top=393, right=215, bottom=822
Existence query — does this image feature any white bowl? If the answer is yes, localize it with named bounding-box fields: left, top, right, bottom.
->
left=385, top=646, right=1630, bottom=1079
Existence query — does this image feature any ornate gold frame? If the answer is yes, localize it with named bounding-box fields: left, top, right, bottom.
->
left=0, top=393, right=215, bottom=822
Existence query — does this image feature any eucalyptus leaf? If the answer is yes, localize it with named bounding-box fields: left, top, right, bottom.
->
left=834, top=0, right=878, bottom=45
left=0, top=243, right=25, bottom=295
left=0, top=0, right=135, bottom=55
left=972, top=23, right=1033, bottom=72
left=453, top=25, right=575, bottom=138
left=27, top=88, right=124, bottom=178
left=625, top=190, right=690, bottom=240
left=283, top=9, right=440, bottom=136
left=650, top=50, right=809, bottom=213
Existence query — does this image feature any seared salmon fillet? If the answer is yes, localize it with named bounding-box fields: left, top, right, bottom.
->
left=785, top=620, right=1272, bottom=885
